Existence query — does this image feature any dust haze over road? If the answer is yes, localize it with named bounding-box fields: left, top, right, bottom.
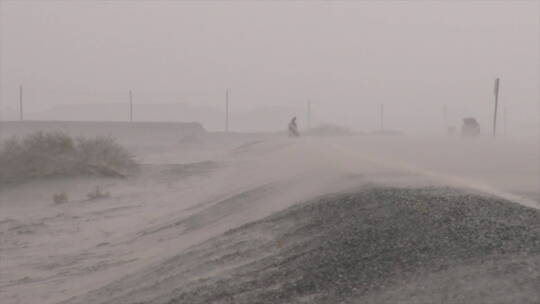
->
left=1, top=1, right=539, bottom=134
left=1, top=124, right=539, bottom=303
left=1, top=1, right=540, bottom=303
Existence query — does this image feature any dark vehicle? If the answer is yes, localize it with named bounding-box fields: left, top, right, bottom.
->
left=461, top=117, right=480, bottom=137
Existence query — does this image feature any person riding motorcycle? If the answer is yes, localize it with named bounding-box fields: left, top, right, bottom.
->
left=288, top=117, right=299, bottom=137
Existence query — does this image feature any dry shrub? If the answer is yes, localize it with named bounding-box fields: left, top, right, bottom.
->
left=0, top=132, right=137, bottom=184
left=53, top=192, right=68, bottom=204
left=86, top=186, right=110, bottom=201
left=305, top=124, right=352, bottom=137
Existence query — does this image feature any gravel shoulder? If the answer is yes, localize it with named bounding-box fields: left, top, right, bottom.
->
left=63, top=186, right=540, bottom=304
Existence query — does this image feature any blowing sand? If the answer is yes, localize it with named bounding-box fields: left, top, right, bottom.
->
left=1, top=132, right=538, bottom=304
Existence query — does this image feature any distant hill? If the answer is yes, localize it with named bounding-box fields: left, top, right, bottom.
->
left=1, top=103, right=304, bottom=132
left=33, top=103, right=222, bottom=130
left=0, top=121, right=206, bottom=145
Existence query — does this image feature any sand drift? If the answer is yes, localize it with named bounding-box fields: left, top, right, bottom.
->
left=1, top=135, right=539, bottom=304
left=65, top=187, right=540, bottom=304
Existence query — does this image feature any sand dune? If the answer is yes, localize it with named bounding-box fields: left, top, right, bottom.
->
left=63, top=187, right=539, bottom=304
left=1, top=133, right=538, bottom=304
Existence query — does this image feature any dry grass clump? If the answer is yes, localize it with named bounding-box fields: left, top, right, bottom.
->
left=0, top=132, right=137, bottom=184
left=305, top=123, right=352, bottom=137
left=53, top=192, right=68, bottom=204
left=86, top=186, right=110, bottom=201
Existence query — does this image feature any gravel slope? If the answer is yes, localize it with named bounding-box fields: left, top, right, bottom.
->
left=63, top=186, right=540, bottom=304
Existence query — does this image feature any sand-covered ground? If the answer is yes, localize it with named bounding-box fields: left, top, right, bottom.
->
left=64, top=186, right=540, bottom=304
left=1, top=128, right=539, bottom=304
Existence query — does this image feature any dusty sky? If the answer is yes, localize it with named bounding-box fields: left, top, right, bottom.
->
left=0, top=1, right=538, bottom=133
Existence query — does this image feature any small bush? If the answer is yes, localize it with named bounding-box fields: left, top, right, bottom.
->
left=86, top=186, right=110, bottom=201
left=305, top=124, right=352, bottom=137
left=0, top=132, right=137, bottom=184
left=53, top=192, right=68, bottom=204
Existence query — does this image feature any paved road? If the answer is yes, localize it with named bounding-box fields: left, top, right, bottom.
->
left=317, top=136, right=539, bottom=208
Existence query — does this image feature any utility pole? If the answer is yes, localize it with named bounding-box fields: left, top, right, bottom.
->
left=307, top=100, right=311, bottom=130
left=19, top=85, right=23, bottom=121
left=129, top=90, right=133, bottom=122
left=493, top=77, right=500, bottom=137
left=380, top=104, right=384, bottom=130
left=225, top=89, right=229, bottom=132
left=443, top=104, right=447, bottom=129
left=504, top=105, right=507, bottom=136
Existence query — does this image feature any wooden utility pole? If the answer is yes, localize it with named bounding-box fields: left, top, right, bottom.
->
left=380, top=104, right=384, bottom=130
left=307, top=100, right=311, bottom=130
left=504, top=105, right=507, bottom=136
left=493, top=78, right=500, bottom=137
left=129, top=90, right=133, bottom=122
left=19, top=85, right=23, bottom=121
left=225, top=89, right=229, bottom=132
left=443, top=104, right=447, bottom=129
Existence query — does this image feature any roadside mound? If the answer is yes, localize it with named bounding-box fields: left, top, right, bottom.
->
left=63, top=187, right=540, bottom=304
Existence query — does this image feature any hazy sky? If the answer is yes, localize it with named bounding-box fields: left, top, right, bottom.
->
left=1, top=1, right=538, bottom=133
